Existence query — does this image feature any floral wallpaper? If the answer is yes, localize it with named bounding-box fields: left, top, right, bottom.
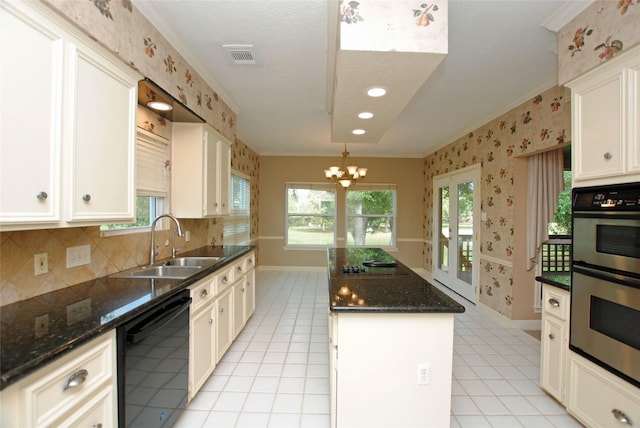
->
left=558, top=0, right=640, bottom=84
left=423, top=85, right=570, bottom=318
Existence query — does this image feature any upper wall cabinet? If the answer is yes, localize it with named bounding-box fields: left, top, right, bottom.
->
left=0, top=1, right=140, bottom=231
left=567, top=45, right=640, bottom=187
left=172, top=123, right=231, bottom=218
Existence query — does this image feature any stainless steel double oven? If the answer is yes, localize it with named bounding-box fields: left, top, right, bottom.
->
left=570, top=183, right=640, bottom=388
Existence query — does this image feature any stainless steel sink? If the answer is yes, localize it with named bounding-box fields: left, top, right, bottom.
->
left=163, top=257, right=222, bottom=267
left=109, top=256, right=224, bottom=280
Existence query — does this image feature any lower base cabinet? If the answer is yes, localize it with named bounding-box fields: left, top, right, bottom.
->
left=0, top=331, right=116, bottom=428
left=567, top=352, right=640, bottom=428
left=215, top=287, right=233, bottom=363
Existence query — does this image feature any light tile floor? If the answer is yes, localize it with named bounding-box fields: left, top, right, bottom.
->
left=177, top=269, right=583, bottom=427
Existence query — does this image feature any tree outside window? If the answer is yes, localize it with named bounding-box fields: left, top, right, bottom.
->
left=286, top=186, right=336, bottom=246
left=346, top=189, right=396, bottom=247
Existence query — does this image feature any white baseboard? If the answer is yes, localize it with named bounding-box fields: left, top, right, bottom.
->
left=477, top=302, right=541, bottom=331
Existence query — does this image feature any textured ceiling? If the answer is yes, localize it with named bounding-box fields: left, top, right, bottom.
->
left=134, top=0, right=588, bottom=158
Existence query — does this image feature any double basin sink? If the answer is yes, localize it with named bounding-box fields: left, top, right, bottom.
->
left=110, top=256, right=223, bottom=280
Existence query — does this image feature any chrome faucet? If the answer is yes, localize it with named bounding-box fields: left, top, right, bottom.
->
left=150, top=214, right=183, bottom=265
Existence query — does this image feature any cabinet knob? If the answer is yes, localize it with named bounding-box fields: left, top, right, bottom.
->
left=548, top=298, right=560, bottom=308
left=208, top=318, right=213, bottom=324
left=242, top=287, right=245, bottom=292
left=36, top=191, right=48, bottom=201
left=63, top=369, right=88, bottom=391
left=237, top=266, right=243, bottom=273
left=219, top=307, right=224, bottom=313
left=82, top=194, right=91, bottom=202
left=611, top=409, right=632, bottom=425
left=603, top=152, right=613, bottom=160
left=93, top=424, right=103, bottom=428
left=222, top=276, right=228, bottom=284
left=548, top=333, right=555, bottom=340
left=200, top=289, right=208, bottom=298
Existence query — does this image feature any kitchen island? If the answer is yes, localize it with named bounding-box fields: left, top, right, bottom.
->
left=327, top=248, right=465, bottom=428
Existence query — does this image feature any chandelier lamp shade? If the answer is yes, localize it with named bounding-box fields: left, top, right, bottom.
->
left=324, top=143, right=368, bottom=188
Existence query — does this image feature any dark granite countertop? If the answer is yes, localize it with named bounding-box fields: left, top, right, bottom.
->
left=0, top=245, right=254, bottom=390
left=328, top=248, right=465, bottom=314
left=535, top=273, right=571, bottom=292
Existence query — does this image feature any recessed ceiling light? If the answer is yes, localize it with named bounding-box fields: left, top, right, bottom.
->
left=367, top=87, right=387, bottom=97
left=147, top=101, right=173, bottom=111
left=352, top=129, right=366, bottom=135
left=358, top=112, right=374, bottom=119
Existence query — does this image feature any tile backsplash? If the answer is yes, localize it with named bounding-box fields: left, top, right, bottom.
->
left=0, top=218, right=220, bottom=306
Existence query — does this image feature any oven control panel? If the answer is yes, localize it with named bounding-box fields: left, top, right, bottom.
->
left=573, top=185, right=640, bottom=211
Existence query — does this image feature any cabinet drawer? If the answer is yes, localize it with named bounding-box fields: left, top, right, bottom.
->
left=55, top=385, right=115, bottom=428
left=214, top=266, right=234, bottom=294
left=24, top=332, right=114, bottom=427
left=542, top=287, right=569, bottom=321
left=189, top=275, right=215, bottom=313
left=568, top=353, right=640, bottom=428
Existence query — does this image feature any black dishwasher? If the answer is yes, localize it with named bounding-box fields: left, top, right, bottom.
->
left=117, top=289, right=192, bottom=427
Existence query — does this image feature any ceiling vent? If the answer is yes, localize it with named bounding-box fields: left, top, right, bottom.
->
left=223, top=44, right=257, bottom=65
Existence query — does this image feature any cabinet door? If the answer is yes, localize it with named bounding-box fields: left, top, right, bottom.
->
left=203, top=128, right=218, bottom=216
left=629, top=64, right=640, bottom=174
left=0, top=1, right=62, bottom=225
left=189, top=304, right=215, bottom=400
left=572, top=71, right=624, bottom=182
left=215, top=289, right=233, bottom=363
left=540, top=317, right=566, bottom=402
left=66, top=41, right=138, bottom=223
left=244, top=270, right=256, bottom=322
left=232, top=281, right=245, bottom=339
left=217, top=140, right=231, bottom=215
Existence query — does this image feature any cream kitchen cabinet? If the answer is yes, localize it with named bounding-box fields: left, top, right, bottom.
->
left=171, top=123, right=231, bottom=218
left=215, top=287, right=233, bottom=363
left=188, top=276, right=216, bottom=401
left=567, top=351, right=640, bottom=428
left=0, top=0, right=139, bottom=231
left=568, top=45, right=640, bottom=187
left=0, top=330, right=116, bottom=428
left=232, top=252, right=256, bottom=338
left=539, top=285, right=570, bottom=404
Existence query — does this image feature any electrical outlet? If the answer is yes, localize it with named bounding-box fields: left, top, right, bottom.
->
left=185, top=230, right=191, bottom=242
left=417, top=363, right=431, bottom=385
left=66, top=245, right=91, bottom=268
left=34, top=252, right=48, bottom=275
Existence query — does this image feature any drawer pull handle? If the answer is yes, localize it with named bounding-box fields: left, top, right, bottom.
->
left=64, top=369, right=88, bottom=390
left=612, top=409, right=632, bottom=425
left=548, top=298, right=560, bottom=307
left=200, top=289, right=208, bottom=298
left=548, top=333, right=555, bottom=340
left=36, top=191, right=48, bottom=200
left=222, top=276, right=228, bottom=284
left=603, top=152, right=613, bottom=160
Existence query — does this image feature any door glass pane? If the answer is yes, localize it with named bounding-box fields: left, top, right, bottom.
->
left=457, top=181, right=473, bottom=284
left=438, top=186, right=450, bottom=272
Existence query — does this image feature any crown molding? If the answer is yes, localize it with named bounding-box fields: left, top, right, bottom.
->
left=541, top=0, right=595, bottom=33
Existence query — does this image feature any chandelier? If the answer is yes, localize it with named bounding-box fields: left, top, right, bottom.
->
left=324, top=143, right=367, bottom=188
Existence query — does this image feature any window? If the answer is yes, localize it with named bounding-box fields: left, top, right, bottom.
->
left=286, top=184, right=336, bottom=246
left=346, top=186, right=396, bottom=247
left=101, top=130, right=169, bottom=233
left=224, top=172, right=251, bottom=245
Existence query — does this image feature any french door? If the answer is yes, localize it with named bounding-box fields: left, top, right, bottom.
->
left=433, top=166, right=480, bottom=303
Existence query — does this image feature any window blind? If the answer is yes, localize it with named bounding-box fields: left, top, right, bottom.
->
left=136, top=130, right=169, bottom=197
left=224, top=172, right=251, bottom=245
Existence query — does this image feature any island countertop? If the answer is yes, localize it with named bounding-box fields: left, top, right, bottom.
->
left=327, top=248, right=465, bottom=313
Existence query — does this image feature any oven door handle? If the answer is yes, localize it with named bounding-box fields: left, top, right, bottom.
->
left=125, top=296, right=191, bottom=344
left=573, top=265, right=640, bottom=290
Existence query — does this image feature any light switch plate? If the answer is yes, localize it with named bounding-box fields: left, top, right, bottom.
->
left=66, top=244, right=91, bottom=268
